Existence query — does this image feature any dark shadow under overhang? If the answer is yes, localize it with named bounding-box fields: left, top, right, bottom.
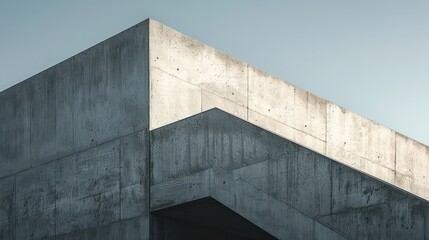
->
left=151, top=197, right=277, bottom=240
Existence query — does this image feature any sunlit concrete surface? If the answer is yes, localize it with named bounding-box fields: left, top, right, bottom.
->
left=148, top=19, right=429, bottom=200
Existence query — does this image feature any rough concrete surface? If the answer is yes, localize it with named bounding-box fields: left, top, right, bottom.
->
left=148, top=19, right=429, bottom=200
left=1, top=18, right=429, bottom=239
left=0, top=20, right=150, bottom=239
left=151, top=109, right=429, bottom=240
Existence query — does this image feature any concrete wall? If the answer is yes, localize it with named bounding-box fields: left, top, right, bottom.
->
left=2, top=18, right=428, bottom=239
left=148, top=19, right=429, bottom=201
left=0, top=20, right=150, bottom=240
left=150, top=109, right=429, bottom=240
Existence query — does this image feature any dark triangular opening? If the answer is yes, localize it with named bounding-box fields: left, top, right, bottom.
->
left=151, top=197, right=277, bottom=240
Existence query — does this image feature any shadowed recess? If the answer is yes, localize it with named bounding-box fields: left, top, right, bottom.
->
left=151, top=197, right=277, bottom=240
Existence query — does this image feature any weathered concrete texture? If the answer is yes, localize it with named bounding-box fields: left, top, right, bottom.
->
left=72, top=23, right=149, bottom=152
left=0, top=20, right=150, bottom=240
left=46, top=216, right=148, bottom=240
left=148, top=19, right=429, bottom=200
left=0, top=131, right=149, bottom=240
left=2, top=18, right=429, bottom=240
left=151, top=109, right=429, bottom=240
left=394, top=133, right=429, bottom=199
left=0, top=19, right=149, bottom=179
left=149, top=20, right=248, bottom=129
left=0, top=81, right=31, bottom=178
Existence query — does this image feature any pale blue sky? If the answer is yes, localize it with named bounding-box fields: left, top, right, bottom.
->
left=1, top=0, right=428, bottom=145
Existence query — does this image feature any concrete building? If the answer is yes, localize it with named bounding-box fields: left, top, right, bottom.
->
left=1, top=19, right=428, bottom=239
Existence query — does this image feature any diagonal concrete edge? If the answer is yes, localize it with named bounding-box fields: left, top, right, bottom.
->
left=150, top=168, right=347, bottom=239
left=148, top=19, right=429, bottom=201
left=150, top=108, right=429, bottom=239
left=151, top=196, right=278, bottom=239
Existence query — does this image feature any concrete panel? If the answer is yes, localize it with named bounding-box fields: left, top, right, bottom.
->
left=149, top=20, right=248, bottom=109
left=206, top=110, right=298, bottom=170
left=150, top=170, right=212, bottom=211
left=248, top=109, right=325, bottom=154
left=330, top=164, right=406, bottom=214
left=0, top=218, right=15, bottom=240
left=99, top=190, right=121, bottom=226
left=201, top=90, right=247, bottom=120
left=396, top=133, right=429, bottom=184
left=327, top=103, right=395, bottom=170
left=151, top=109, right=429, bottom=239
left=327, top=142, right=363, bottom=170
left=16, top=210, right=56, bottom=240
left=56, top=190, right=120, bottom=235
left=359, top=157, right=396, bottom=184
left=73, top=21, right=148, bottom=151
left=248, top=108, right=295, bottom=140
left=150, top=67, right=201, bottom=129
left=7, top=129, right=149, bottom=239
left=56, top=142, right=120, bottom=202
left=150, top=170, right=345, bottom=240
left=211, top=171, right=345, bottom=240
left=151, top=109, right=297, bottom=184
left=0, top=20, right=151, bottom=239
left=97, top=216, right=148, bottom=240
left=146, top=20, right=429, bottom=201
left=327, top=144, right=396, bottom=184
left=318, top=198, right=429, bottom=240
left=16, top=163, right=56, bottom=219
left=233, top=151, right=332, bottom=218
left=248, top=66, right=327, bottom=141
left=54, top=226, right=98, bottom=240
left=293, top=128, right=326, bottom=154
left=248, top=67, right=295, bottom=128
left=293, top=87, right=327, bottom=141
left=394, top=172, right=429, bottom=200
left=120, top=131, right=148, bottom=187
left=0, top=176, right=15, bottom=222
left=0, top=82, right=31, bottom=178
left=52, top=216, right=147, bottom=240
left=121, top=184, right=145, bottom=219
left=29, top=62, right=74, bottom=167
left=15, top=162, right=56, bottom=240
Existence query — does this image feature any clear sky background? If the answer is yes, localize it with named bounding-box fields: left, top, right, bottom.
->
left=1, top=0, right=428, bottom=145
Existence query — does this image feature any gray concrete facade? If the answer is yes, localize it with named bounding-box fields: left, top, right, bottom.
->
left=1, top=18, right=429, bottom=239
left=0, top=20, right=150, bottom=239
left=148, top=20, right=429, bottom=200
left=151, top=109, right=429, bottom=240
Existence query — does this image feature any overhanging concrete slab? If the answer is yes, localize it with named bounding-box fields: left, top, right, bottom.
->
left=148, top=19, right=429, bottom=200
left=151, top=108, right=429, bottom=239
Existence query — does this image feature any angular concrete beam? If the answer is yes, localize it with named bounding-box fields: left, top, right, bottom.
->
left=150, top=109, right=429, bottom=239
left=150, top=169, right=346, bottom=240
left=147, top=19, right=429, bottom=200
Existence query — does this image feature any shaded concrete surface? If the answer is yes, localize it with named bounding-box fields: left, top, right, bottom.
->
left=0, top=20, right=150, bottom=239
left=151, top=108, right=429, bottom=240
left=47, top=217, right=147, bottom=240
